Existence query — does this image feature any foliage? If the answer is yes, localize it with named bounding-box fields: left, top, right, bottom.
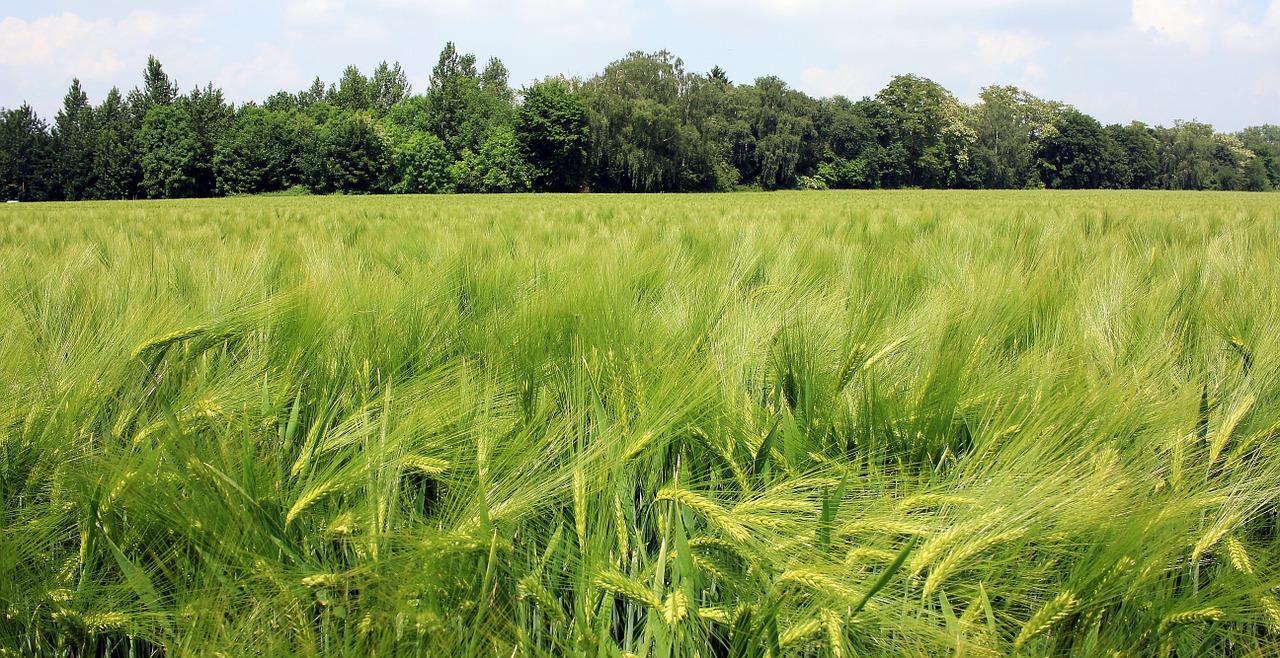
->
left=967, top=85, right=1062, bottom=189
left=86, top=88, right=140, bottom=200
left=53, top=79, right=94, bottom=200
left=137, top=85, right=231, bottom=199
left=1038, top=109, right=1127, bottom=189
left=137, top=104, right=195, bottom=198
left=452, top=125, right=532, bottom=193
left=2, top=51, right=1276, bottom=198
left=427, top=43, right=512, bottom=161
left=215, top=106, right=310, bottom=196
left=302, top=112, right=389, bottom=194
left=386, top=129, right=454, bottom=194
left=813, top=96, right=899, bottom=189
left=0, top=104, right=55, bottom=201
left=745, top=76, right=816, bottom=190
left=327, top=61, right=410, bottom=118
left=581, top=51, right=723, bottom=191
left=127, top=55, right=178, bottom=120
left=1237, top=124, right=1279, bottom=190
left=876, top=74, right=975, bottom=187
left=515, top=79, right=590, bottom=192
left=330, top=65, right=374, bottom=114
left=1108, top=122, right=1161, bottom=190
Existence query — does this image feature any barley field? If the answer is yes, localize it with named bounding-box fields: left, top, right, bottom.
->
left=2, top=191, right=1279, bottom=656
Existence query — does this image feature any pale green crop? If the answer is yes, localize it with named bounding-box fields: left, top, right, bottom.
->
left=1, top=190, right=1278, bottom=656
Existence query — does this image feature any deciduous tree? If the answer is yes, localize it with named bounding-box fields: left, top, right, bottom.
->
left=876, top=74, right=975, bottom=188
left=215, top=106, right=309, bottom=195
left=515, top=79, right=589, bottom=192
left=1037, top=109, right=1126, bottom=189
left=303, top=112, right=389, bottom=194
left=386, top=128, right=452, bottom=194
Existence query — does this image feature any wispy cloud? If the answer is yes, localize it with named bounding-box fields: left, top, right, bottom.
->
left=0, top=11, right=203, bottom=83
left=977, top=31, right=1047, bottom=64
left=799, top=66, right=881, bottom=99
left=285, top=0, right=345, bottom=22
left=1132, top=0, right=1280, bottom=52
left=214, top=44, right=304, bottom=95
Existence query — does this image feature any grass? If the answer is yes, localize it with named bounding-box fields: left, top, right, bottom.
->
left=1, top=190, right=1279, bottom=656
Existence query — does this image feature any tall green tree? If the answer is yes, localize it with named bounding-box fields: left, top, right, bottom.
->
left=452, top=125, right=532, bottom=193
left=813, top=96, right=899, bottom=189
left=88, top=88, right=139, bottom=200
left=427, top=43, right=482, bottom=158
left=215, top=106, right=310, bottom=195
left=1207, top=132, right=1260, bottom=191
left=1038, top=109, right=1127, bottom=189
left=1155, top=120, right=1217, bottom=190
left=707, top=82, right=758, bottom=189
left=708, top=65, right=731, bottom=87
left=515, top=79, right=590, bottom=192
left=967, top=86, right=1062, bottom=189
left=480, top=58, right=514, bottom=107
left=1153, top=120, right=1262, bottom=190
left=1107, top=122, right=1160, bottom=189
left=0, top=104, right=55, bottom=201
left=137, top=104, right=199, bottom=198
left=385, top=95, right=434, bottom=135
left=876, top=74, right=975, bottom=188
left=53, top=79, right=94, bottom=200
left=128, top=56, right=185, bottom=198
left=371, top=61, right=411, bottom=118
left=137, top=84, right=231, bottom=198
left=580, top=51, right=721, bottom=191
left=327, top=65, right=373, bottom=112
left=745, top=76, right=816, bottom=189
left=284, top=77, right=329, bottom=112
left=1237, top=125, right=1279, bottom=190
left=386, top=128, right=452, bottom=194
left=128, top=55, right=178, bottom=123
left=184, top=84, right=233, bottom=195
left=302, top=112, right=389, bottom=194
left=329, top=64, right=404, bottom=115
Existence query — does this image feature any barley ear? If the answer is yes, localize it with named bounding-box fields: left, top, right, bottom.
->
left=1012, top=591, right=1077, bottom=652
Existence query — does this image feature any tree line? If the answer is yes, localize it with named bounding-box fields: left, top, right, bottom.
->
left=2, top=45, right=1278, bottom=201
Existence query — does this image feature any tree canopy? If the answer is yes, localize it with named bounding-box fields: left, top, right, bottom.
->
left=1, top=48, right=1275, bottom=201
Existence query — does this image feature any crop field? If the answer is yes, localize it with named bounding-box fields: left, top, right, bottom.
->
left=2, top=191, right=1280, bottom=656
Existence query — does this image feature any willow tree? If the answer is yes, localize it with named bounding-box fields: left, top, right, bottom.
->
left=580, top=51, right=723, bottom=192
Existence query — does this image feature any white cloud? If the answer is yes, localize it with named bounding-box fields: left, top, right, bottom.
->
left=286, top=0, right=346, bottom=21
left=372, top=0, right=483, bottom=19
left=1251, top=71, right=1280, bottom=97
left=799, top=66, right=881, bottom=99
left=1131, top=0, right=1219, bottom=49
left=1221, top=0, right=1280, bottom=52
left=1132, top=0, right=1280, bottom=52
left=743, top=0, right=819, bottom=15
left=977, top=31, right=1047, bottom=63
left=514, top=0, right=634, bottom=40
left=671, top=0, right=1084, bottom=24
left=214, top=44, right=304, bottom=95
left=0, top=11, right=203, bottom=82
left=668, top=0, right=818, bottom=16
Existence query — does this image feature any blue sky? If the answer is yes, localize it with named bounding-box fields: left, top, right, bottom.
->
left=2, top=1, right=1277, bottom=131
